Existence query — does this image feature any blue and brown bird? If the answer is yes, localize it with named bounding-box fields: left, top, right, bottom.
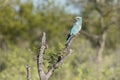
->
left=65, top=16, right=82, bottom=47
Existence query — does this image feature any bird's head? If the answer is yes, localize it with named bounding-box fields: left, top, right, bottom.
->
left=75, top=16, right=82, bottom=21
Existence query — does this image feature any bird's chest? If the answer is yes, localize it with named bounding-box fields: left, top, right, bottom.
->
left=71, top=25, right=81, bottom=35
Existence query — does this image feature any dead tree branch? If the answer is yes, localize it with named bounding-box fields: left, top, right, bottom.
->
left=37, top=32, right=47, bottom=80
left=37, top=32, right=73, bottom=80
left=26, top=65, right=31, bottom=80
left=97, top=32, right=106, bottom=64
left=46, top=49, right=72, bottom=79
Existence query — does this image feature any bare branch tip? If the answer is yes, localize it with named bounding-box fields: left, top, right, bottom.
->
left=43, top=32, right=46, bottom=36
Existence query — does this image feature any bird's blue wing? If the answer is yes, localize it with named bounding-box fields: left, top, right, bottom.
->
left=70, top=21, right=82, bottom=35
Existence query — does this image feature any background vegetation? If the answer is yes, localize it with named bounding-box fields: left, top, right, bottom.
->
left=0, top=0, right=120, bottom=80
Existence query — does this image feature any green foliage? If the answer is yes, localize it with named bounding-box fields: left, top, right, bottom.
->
left=0, top=45, right=38, bottom=80
left=0, top=0, right=120, bottom=80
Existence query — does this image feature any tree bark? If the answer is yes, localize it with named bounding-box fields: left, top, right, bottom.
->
left=37, top=32, right=47, bottom=80
left=37, top=32, right=73, bottom=80
left=26, top=65, right=31, bottom=80
left=46, top=49, right=72, bottom=79
left=97, top=31, right=106, bottom=64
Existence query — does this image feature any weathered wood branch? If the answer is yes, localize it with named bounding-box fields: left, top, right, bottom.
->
left=26, top=65, right=31, bottom=80
left=97, top=32, right=106, bottom=64
left=37, top=32, right=73, bottom=80
left=46, top=48, right=72, bottom=79
left=37, top=32, right=47, bottom=80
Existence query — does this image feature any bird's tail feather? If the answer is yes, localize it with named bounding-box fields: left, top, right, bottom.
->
left=65, top=34, right=73, bottom=47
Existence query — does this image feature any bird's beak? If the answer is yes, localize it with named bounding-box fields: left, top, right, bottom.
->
left=73, top=18, right=77, bottom=22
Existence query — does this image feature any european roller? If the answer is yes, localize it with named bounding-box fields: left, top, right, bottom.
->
left=65, top=16, right=82, bottom=46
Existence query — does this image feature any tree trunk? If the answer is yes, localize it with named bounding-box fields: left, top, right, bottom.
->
left=97, top=32, right=106, bottom=65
